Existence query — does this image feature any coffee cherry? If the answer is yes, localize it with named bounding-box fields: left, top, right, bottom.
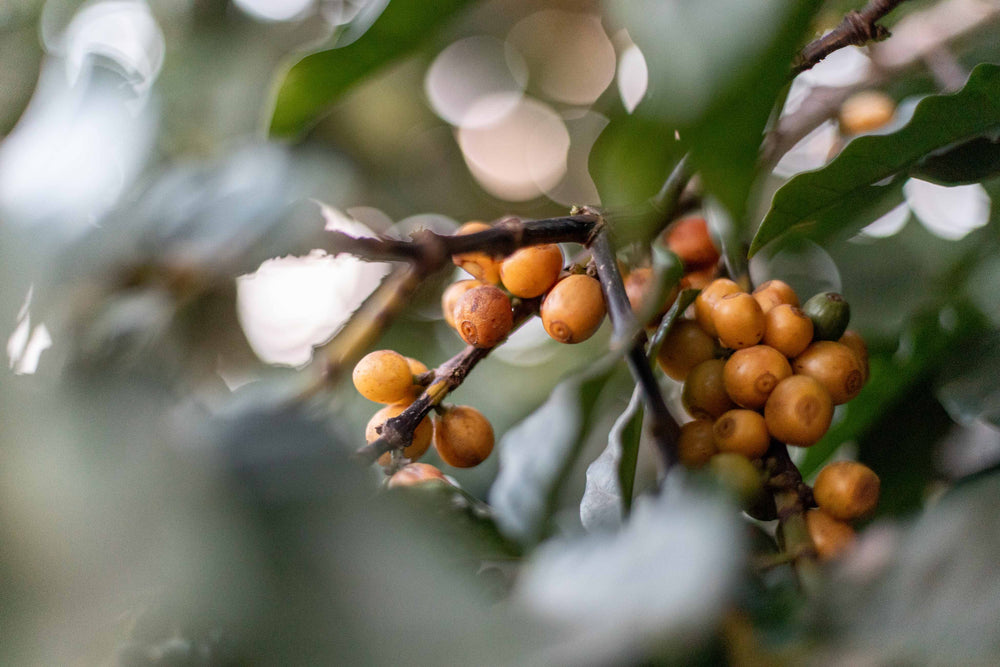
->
left=500, top=244, right=563, bottom=298
left=541, top=274, right=606, bottom=343
left=683, top=358, right=737, bottom=420
left=813, top=461, right=880, bottom=521
left=678, top=419, right=717, bottom=468
left=723, top=345, right=793, bottom=410
left=388, top=462, right=449, bottom=488
left=695, top=278, right=742, bottom=337
left=664, top=217, right=720, bottom=268
left=680, top=264, right=718, bottom=290
left=441, top=279, right=484, bottom=329
left=838, top=330, right=870, bottom=383
left=353, top=350, right=416, bottom=404
left=802, top=292, right=851, bottom=341
left=624, top=267, right=677, bottom=318
left=367, top=403, right=433, bottom=465
left=454, top=285, right=513, bottom=348
left=839, top=90, right=895, bottom=135
left=709, top=452, right=764, bottom=506
left=405, top=357, right=428, bottom=376
left=793, top=341, right=865, bottom=405
left=713, top=409, right=770, bottom=459
left=433, top=405, right=494, bottom=468
left=713, top=292, right=765, bottom=350
left=452, top=221, right=502, bottom=283
left=656, top=319, right=718, bottom=381
left=763, top=304, right=814, bottom=358
left=751, top=279, right=799, bottom=315
left=806, top=508, right=856, bottom=561
left=764, top=375, right=833, bottom=447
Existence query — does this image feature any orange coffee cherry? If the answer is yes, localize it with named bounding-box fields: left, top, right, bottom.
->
left=405, top=357, right=428, bottom=376
left=541, top=274, right=606, bottom=344
left=678, top=419, right=718, bottom=468
left=683, top=358, right=737, bottom=420
left=695, top=278, right=742, bottom=337
left=441, top=279, right=484, bottom=329
left=454, top=284, right=513, bottom=348
left=452, top=221, right=502, bottom=283
left=764, top=375, right=833, bottom=447
left=367, top=403, right=433, bottom=466
left=624, top=267, right=677, bottom=318
left=353, top=350, right=416, bottom=404
left=806, top=508, right=856, bottom=561
left=751, top=279, right=799, bottom=315
left=713, top=292, right=765, bottom=350
left=723, top=345, right=793, bottom=410
left=680, top=264, right=718, bottom=290
left=664, top=217, right=720, bottom=268
left=656, top=319, right=718, bottom=381
left=839, top=330, right=870, bottom=383
left=500, top=244, right=563, bottom=298
left=433, top=405, right=495, bottom=468
left=763, top=304, right=814, bottom=358
left=713, top=409, right=770, bottom=459
left=793, top=341, right=865, bottom=405
left=813, top=461, right=880, bottom=522
left=387, top=462, right=448, bottom=488
left=839, top=90, right=895, bottom=135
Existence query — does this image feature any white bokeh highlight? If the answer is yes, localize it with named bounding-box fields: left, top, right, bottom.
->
left=904, top=178, right=991, bottom=241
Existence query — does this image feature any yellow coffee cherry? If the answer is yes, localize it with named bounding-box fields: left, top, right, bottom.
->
left=387, top=462, right=448, bottom=488
left=452, top=221, right=502, bottom=283
left=656, top=319, right=718, bottom=381
left=751, top=279, right=799, bottom=315
left=366, top=403, right=433, bottom=466
left=441, top=279, right=484, bottom=329
left=664, top=216, right=720, bottom=269
left=353, top=350, right=416, bottom=404
left=713, top=292, right=765, bottom=350
left=500, top=244, right=563, bottom=298
left=541, top=274, right=606, bottom=344
left=838, top=330, right=870, bottom=384
left=454, top=285, right=513, bottom=348
left=763, top=304, right=814, bottom=358
left=763, top=375, right=833, bottom=447
left=813, top=461, right=880, bottom=522
left=839, top=90, right=895, bottom=135
left=723, top=345, right=793, bottom=410
left=806, top=508, right=856, bottom=561
left=713, top=409, right=770, bottom=459
left=683, top=358, right=737, bottom=420
left=793, top=341, right=866, bottom=405
left=678, top=419, right=718, bottom=468
left=694, top=278, right=742, bottom=337
left=433, top=405, right=494, bottom=468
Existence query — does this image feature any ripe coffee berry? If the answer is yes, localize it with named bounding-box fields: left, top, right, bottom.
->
left=839, top=90, right=895, bottom=135
left=713, top=292, right=765, bottom=349
left=678, top=419, right=718, bottom=468
left=656, top=319, right=718, bottom=381
left=624, top=267, right=677, bottom=318
left=723, top=345, right=792, bottom=410
left=813, top=461, right=880, bottom=521
left=751, top=279, right=799, bottom=315
left=805, top=508, right=856, bottom=561
left=664, top=217, right=719, bottom=268
left=764, top=375, right=833, bottom=447
left=541, top=274, right=606, bottom=343
left=683, top=358, right=737, bottom=420
left=454, top=284, right=513, bottom=348
left=452, top=222, right=502, bottom=283
left=713, top=409, right=770, bottom=459
left=441, top=279, right=484, bottom=330
left=695, top=278, right=742, bottom=337
left=433, top=405, right=494, bottom=468
left=763, top=304, right=814, bottom=358
left=367, top=403, right=433, bottom=466
left=839, top=330, right=870, bottom=383
left=500, top=244, right=563, bottom=298
left=793, top=341, right=866, bottom=405
left=353, top=350, right=416, bottom=404
left=388, top=462, right=448, bottom=488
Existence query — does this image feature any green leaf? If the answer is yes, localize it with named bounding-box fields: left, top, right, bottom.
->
left=913, top=135, right=1000, bottom=185
left=647, top=288, right=700, bottom=362
left=938, top=331, right=1000, bottom=428
left=489, top=362, right=618, bottom=547
left=752, top=63, right=1000, bottom=255
left=267, top=0, right=471, bottom=138
left=580, top=386, right=644, bottom=532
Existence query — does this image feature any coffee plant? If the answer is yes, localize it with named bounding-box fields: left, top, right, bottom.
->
left=2, top=0, right=1000, bottom=664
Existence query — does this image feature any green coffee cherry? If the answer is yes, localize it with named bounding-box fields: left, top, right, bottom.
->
left=802, top=292, right=850, bottom=341
left=709, top=453, right=764, bottom=507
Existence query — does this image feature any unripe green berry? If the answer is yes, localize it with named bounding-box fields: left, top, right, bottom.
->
left=803, top=292, right=851, bottom=341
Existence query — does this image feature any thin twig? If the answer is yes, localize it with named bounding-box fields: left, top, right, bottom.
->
left=764, top=441, right=821, bottom=593
left=793, top=0, right=911, bottom=75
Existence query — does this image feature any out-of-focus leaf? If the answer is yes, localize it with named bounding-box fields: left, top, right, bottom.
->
left=608, top=0, right=817, bottom=226
left=647, top=288, right=699, bottom=362
left=752, top=64, right=1000, bottom=255
left=938, top=331, right=1000, bottom=428
left=267, top=0, right=470, bottom=138
left=817, top=474, right=1000, bottom=664
left=489, top=363, right=617, bottom=546
left=580, top=386, right=644, bottom=532
left=913, top=135, right=1000, bottom=185
left=517, top=478, right=742, bottom=664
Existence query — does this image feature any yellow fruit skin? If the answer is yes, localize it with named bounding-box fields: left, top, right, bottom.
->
left=353, top=350, right=415, bottom=404
left=752, top=280, right=799, bottom=315
left=713, top=292, right=765, bottom=350
left=713, top=409, right=770, bottom=459
left=434, top=406, right=494, bottom=468
left=657, top=319, right=717, bottom=381
left=678, top=419, right=717, bottom=468
left=388, top=463, right=448, bottom=488
left=806, top=508, right=856, bottom=561
left=839, top=330, right=870, bottom=383
left=813, top=461, right=880, bottom=521
left=442, top=279, right=484, bottom=329
left=763, top=304, right=813, bottom=358
left=452, top=222, right=502, bottom=283
left=763, top=375, right=833, bottom=447
left=541, top=274, right=606, bottom=343
left=454, top=285, right=513, bottom=348
left=839, top=90, right=895, bottom=135
left=500, top=244, right=563, bottom=298
left=723, top=345, right=792, bottom=410
left=367, top=403, right=433, bottom=466
left=695, top=278, right=742, bottom=337
left=793, top=341, right=865, bottom=405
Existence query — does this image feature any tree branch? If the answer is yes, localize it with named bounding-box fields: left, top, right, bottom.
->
left=764, top=441, right=822, bottom=592
left=793, top=0, right=911, bottom=75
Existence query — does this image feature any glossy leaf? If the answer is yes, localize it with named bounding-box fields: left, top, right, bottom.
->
left=913, top=135, right=1000, bottom=185
left=752, top=63, right=1000, bottom=255
left=268, top=0, right=470, bottom=138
